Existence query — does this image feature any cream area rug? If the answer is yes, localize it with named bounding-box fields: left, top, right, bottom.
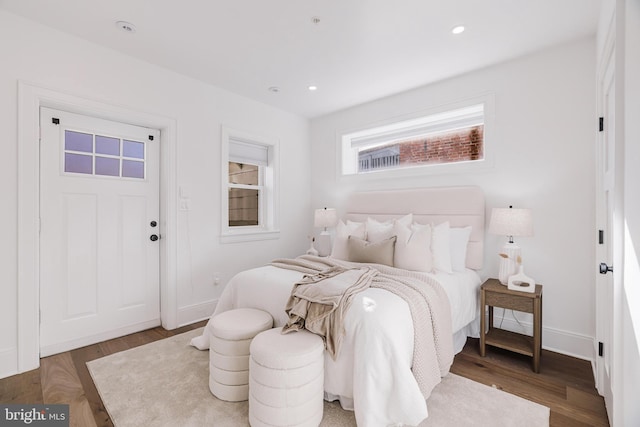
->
left=87, top=328, right=549, bottom=427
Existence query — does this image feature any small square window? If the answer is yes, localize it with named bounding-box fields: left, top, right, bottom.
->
left=95, top=156, right=120, bottom=176
left=65, top=153, right=93, bottom=174
left=96, top=135, right=120, bottom=156
left=65, top=130, right=92, bottom=153
left=123, top=140, right=145, bottom=159
left=122, top=160, right=144, bottom=179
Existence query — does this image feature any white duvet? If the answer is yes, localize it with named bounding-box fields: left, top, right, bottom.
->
left=192, top=263, right=481, bottom=426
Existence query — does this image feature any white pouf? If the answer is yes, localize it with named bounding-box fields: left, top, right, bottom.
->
left=209, top=308, right=273, bottom=402
left=249, top=328, right=324, bottom=427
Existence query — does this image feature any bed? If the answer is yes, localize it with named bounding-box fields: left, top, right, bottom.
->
left=192, top=186, right=485, bottom=426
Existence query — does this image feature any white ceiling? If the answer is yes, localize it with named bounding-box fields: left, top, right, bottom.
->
left=1, top=0, right=602, bottom=118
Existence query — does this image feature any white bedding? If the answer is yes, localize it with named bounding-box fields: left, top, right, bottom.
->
left=192, top=262, right=481, bottom=426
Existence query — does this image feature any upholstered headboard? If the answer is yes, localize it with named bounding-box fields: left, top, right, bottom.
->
left=344, top=186, right=485, bottom=270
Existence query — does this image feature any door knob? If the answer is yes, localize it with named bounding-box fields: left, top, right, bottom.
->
left=599, top=263, right=613, bottom=274
left=150, top=234, right=159, bottom=242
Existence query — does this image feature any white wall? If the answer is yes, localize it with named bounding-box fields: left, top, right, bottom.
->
left=310, top=37, right=597, bottom=359
left=0, top=10, right=311, bottom=378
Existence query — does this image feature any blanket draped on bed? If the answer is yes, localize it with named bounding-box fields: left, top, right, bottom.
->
left=281, top=266, right=378, bottom=359
left=271, top=255, right=454, bottom=400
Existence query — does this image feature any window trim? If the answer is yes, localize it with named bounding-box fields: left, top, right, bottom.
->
left=337, top=94, right=495, bottom=180
left=221, top=126, right=279, bottom=243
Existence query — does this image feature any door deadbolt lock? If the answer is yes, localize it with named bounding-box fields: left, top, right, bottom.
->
left=150, top=220, right=157, bottom=227
left=150, top=234, right=159, bottom=242
left=599, top=263, right=613, bottom=274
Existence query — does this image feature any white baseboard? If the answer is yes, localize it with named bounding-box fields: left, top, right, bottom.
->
left=0, top=347, right=18, bottom=380
left=40, top=319, right=161, bottom=357
left=177, top=299, right=218, bottom=328
left=493, top=311, right=594, bottom=361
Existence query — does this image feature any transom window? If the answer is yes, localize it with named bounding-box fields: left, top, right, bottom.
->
left=64, top=130, right=146, bottom=179
left=341, top=103, right=486, bottom=176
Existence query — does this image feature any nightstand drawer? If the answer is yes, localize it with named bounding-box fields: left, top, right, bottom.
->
left=485, top=291, right=534, bottom=313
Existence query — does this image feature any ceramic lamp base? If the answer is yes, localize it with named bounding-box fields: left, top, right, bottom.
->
left=316, top=232, right=332, bottom=257
left=498, top=242, right=520, bottom=285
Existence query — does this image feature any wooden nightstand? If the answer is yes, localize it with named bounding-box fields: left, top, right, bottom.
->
left=480, top=278, right=543, bottom=372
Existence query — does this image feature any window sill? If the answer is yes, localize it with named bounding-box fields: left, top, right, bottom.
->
left=339, top=157, right=494, bottom=182
left=220, top=229, right=280, bottom=244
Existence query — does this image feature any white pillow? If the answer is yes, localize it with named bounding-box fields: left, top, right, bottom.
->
left=393, top=221, right=433, bottom=272
left=450, top=226, right=472, bottom=272
left=366, top=218, right=394, bottom=243
left=432, top=221, right=453, bottom=273
left=366, top=214, right=413, bottom=243
left=331, top=220, right=366, bottom=260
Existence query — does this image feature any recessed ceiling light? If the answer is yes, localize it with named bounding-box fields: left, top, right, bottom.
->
left=115, top=20, right=137, bottom=33
left=308, top=85, right=318, bottom=91
left=268, top=86, right=280, bottom=93
left=451, top=25, right=465, bottom=35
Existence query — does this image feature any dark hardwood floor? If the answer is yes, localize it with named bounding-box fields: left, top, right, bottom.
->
left=451, top=338, right=609, bottom=427
left=0, top=326, right=608, bottom=427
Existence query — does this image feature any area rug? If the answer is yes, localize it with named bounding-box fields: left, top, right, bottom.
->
left=87, top=328, right=549, bottom=427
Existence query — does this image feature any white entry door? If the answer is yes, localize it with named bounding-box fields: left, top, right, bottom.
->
left=595, top=48, right=616, bottom=423
left=39, top=107, right=161, bottom=357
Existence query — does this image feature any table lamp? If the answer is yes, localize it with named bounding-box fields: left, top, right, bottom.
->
left=314, top=207, right=338, bottom=257
left=489, top=206, right=533, bottom=285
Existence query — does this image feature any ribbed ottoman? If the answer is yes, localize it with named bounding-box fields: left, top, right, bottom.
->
left=249, top=328, right=324, bottom=427
left=209, top=308, right=273, bottom=402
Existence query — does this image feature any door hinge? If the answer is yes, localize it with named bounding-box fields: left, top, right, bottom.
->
left=598, top=341, right=604, bottom=357
left=599, top=117, right=604, bottom=132
left=52, top=117, right=60, bottom=125
left=598, top=229, right=604, bottom=245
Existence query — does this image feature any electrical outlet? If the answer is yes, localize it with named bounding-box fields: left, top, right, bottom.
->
left=214, top=273, right=220, bottom=286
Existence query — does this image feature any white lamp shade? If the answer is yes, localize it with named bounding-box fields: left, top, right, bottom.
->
left=489, top=208, right=533, bottom=238
left=314, top=208, right=338, bottom=229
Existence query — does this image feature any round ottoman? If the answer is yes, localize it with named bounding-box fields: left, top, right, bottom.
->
left=209, top=308, right=273, bottom=402
left=249, top=328, right=324, bottom=427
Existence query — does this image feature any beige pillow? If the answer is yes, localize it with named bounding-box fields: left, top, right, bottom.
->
left=331, top=220, right=366, bottom=260
left=347, top=235, right=396, bottom=266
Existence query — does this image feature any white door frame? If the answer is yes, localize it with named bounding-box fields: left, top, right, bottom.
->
left=17, top=81, right=179, bottom=373
left=595, top=13, right=625, bottom=426
left=595, top=25, right=617, bottom=424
